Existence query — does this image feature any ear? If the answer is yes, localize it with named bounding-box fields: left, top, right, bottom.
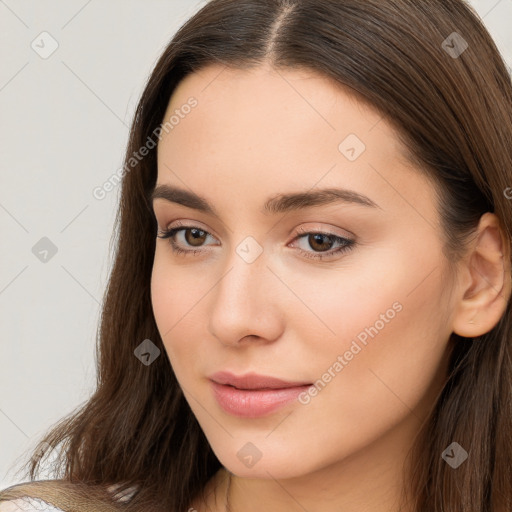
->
left=452, top=212, right=512, bottom=338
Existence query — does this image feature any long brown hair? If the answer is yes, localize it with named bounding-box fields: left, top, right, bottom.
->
left=3, top=1, right=512, bottom=510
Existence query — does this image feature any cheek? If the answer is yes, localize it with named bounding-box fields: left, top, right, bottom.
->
left=150, top=253, right=212, bottom=374
left=150, top=255, right=170, bottom=331
left=277, top=245, right=410, bottom=352
left=288, top=237, right=450, bottom=354
left=150, top=255, right=184, bottom=357
left=295, top=248, right=452, bottom=439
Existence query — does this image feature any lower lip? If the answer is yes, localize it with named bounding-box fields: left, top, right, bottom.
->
left=210, top=381, right=312, bottom=418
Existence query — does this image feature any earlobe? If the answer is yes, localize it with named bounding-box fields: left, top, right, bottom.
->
left=452, top=213, right=512, bottom=339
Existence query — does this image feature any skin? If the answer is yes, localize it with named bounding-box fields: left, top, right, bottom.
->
left=150, top=63, right=511, bottom=512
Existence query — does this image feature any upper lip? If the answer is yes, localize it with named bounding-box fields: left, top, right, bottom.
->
left=209, top=371, right=312, bottom=390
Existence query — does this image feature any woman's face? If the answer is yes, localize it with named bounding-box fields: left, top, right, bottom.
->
left=150, top=63, right=457, bottom=479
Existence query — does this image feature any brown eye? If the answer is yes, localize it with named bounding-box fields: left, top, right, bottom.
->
left=291, top=229, right=356, bottom=261
left=184, top=228, right=208, bottom=247
left=307, top=233, right=336, bottom=252
left=156, top=224, right=217, bottom=256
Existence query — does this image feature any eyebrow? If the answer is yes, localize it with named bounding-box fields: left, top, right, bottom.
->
left=149, top=184, right=381, bottom=216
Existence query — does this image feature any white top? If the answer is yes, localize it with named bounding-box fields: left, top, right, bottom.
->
left=0, top=496, right=63, bottom=512
left=0, top=484, right=137, bottom=512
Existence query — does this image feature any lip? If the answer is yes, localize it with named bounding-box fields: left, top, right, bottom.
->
left=209, top=371, right=313, bottom=418
left=209, top=371, right=312, bottom=390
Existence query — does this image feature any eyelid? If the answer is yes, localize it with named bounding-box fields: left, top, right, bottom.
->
left=162, top=219, right=220, bottom=239
left=161, top=221, right=357, bottom=253
left=294, top=223, right=354, bottom=239
left=162, top=220, right=353, bottom=244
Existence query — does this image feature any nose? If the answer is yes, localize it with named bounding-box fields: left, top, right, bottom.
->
left=207, top=244, right=284, bottom=347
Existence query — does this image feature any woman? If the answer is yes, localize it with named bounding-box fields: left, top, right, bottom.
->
left=1, top=0, right=511, bottom=511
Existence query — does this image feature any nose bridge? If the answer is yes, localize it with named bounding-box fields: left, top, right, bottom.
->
left=207, top=236, right=282, bottom=344
left=213, top=238, right=268, bottom=316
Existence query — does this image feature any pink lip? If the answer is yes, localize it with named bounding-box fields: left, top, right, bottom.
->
left=209, top=371, right=313, bottom=418
left=209, top=371, right=311, bottom=390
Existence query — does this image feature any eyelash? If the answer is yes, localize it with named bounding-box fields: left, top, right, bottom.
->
left=156, top=221, right=355, bottom=261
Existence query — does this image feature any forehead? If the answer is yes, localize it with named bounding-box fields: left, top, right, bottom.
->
left=161, top=63, right=400, bottom=153
left=155, top=63, right=437, bottom=222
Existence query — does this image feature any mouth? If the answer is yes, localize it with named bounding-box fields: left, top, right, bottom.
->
left=209, top=370, right=312, bottom=390
left=208, top=371, right=313, bottom=417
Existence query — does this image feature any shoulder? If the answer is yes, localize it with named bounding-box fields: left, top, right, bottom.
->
left=0, top=496, right=63, bottom=512
left=0, top=481, right=137, bottom=511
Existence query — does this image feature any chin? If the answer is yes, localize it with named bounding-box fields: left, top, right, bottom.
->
left=210, top=438, right=320, bottom=480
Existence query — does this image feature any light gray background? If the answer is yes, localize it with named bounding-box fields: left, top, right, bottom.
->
left=1, top=0, right=511, bottom=490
